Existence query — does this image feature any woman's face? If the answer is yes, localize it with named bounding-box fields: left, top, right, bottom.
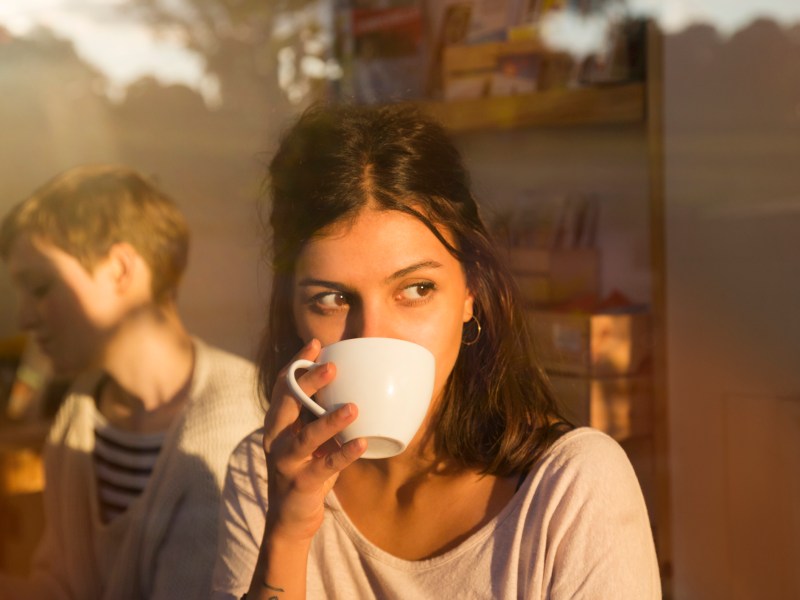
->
left=292, top=207, right=474, bottom=404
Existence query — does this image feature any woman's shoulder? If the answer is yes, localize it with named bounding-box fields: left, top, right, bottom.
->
left=543, top=426, right=629, bottom=464
left=517, top=428, right=660, bottom=597
left=526, top=427, right=641, bottom=499
left=230, top=427, right=266, bottom=464
left=219, top=427, right=269, bottom=526
left=226, top=427, right=268, bottom=486
left=514, top=427, right=653, bottom=556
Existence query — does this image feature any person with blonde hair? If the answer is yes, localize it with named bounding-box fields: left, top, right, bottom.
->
left=0, top=164, right=263, bottom=599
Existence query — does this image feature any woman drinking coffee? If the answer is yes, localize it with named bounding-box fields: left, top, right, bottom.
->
left=211, top=104, right=661, bottom=599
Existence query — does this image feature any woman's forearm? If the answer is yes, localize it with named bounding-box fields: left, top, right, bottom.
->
left=246, top=532, right=312, bottom=600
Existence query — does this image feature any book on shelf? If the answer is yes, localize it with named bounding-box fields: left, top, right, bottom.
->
left=491, top=191, right=602, bottom=307
left=427, top=0, right=552, bottom=99
left=517, top=191, right=567, bottom=248
left=499, top=190, right=599, bottom=251
left=552, top=192, right=599, bottom=249
left=464, top=0, right=531, bottom=43
left=526, top=302, right=651, bottom=376
left=506, top=246, right=599, bottom=275
left=509, top=252, right=601, bottom=306
left=425, top=1, right=472, bottom=97
left=514, top=273, right=553, bottom=305
left=335, top=1, right=427, bottom=104
left=441, top=38, right=545, bottom=100
left=491, top=51, right=541, bottom=96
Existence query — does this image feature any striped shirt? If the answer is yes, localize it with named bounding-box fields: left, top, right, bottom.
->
left=93, top=415, right=166, bottom=523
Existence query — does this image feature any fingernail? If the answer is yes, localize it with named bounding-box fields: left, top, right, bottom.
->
left=340, top=403, right=353, bottom=417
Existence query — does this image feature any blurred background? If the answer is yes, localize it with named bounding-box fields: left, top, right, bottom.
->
left=1, top=1, right=799, bottom=598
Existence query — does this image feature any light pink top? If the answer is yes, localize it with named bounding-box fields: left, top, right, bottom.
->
left=212, top=427, right=661, bottom=599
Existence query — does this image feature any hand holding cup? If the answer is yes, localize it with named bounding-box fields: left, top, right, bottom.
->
left=286, top=337, right=436, bottom=459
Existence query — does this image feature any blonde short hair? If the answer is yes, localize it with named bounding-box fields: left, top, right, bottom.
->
left=0, top=164, right=190, bottom=302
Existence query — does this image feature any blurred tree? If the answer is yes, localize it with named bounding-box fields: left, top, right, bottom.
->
left=0, top=28, right=119, bottom=196
left=118, top=77, right=208, bottom=123
left=122, top=0, right=333, bottom=124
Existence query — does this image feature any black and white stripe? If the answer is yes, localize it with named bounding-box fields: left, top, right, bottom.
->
left=93, top=423, right=165, bottom=523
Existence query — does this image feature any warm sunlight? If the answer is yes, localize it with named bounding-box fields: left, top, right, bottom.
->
left=1, top=2, right=799, bottom=599
left=0, top=0, right=208, bottom=102
left=2, top=0, right=799, bottom=105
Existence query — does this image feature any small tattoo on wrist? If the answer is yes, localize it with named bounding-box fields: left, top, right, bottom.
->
left=262, top=581, right=285, bottom=598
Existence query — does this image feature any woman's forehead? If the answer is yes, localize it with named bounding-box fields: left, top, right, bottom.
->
left=311, top=206, right=456, bottom=247
left=294, top=208, right=460, bottom=277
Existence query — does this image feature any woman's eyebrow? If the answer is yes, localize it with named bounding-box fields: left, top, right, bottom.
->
left=385, top=260, right=442, bottom=282
left=296, top=261, right=442, bottom=288
left=295, top=277, right=346, bottom=289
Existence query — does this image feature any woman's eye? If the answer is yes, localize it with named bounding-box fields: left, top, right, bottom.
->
left=399, top=282, right=436, bottom=302
left=312, top=291, right=349, bottom=311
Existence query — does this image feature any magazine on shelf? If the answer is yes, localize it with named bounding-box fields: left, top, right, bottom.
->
left=336, top=1, right=427, bottom=103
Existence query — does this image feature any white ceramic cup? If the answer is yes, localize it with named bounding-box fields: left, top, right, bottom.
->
left=285, top=337, right=436, bottom=459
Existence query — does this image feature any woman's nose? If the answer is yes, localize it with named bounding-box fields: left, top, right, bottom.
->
left=345, top=301, right=396, bottom=339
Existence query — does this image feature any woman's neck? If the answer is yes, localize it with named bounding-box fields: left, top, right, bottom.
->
left=337, top=432, right=471, bottom=504
left=334, top=450, right=517, bottom=561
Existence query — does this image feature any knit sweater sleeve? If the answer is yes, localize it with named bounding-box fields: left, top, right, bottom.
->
left=145, top=346, right=264, bottom=600
left=211, top=428, right=268, bottom=600
left=24, top=434, right=75, bottom=600
left=144, top=464, right=220, bottom=599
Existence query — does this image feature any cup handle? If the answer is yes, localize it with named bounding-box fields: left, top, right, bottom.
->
left=285, top=359, right=328, bottom=418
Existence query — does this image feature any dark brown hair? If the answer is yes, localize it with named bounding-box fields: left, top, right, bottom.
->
left=261, top=103, right=570, bottom=476
left=0, top=164, right=190, bottom=303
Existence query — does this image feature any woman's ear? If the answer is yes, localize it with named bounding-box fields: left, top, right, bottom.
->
left=462, top=288, right=475, bottom=323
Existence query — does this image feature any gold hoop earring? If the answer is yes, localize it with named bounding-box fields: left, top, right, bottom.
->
left=461, top=315, right=481, bottom=346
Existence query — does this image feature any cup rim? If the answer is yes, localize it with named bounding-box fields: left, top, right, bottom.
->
left=322, top=337, right=435, bottom=361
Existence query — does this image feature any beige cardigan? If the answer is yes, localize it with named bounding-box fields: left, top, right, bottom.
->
left=0, top=339, right=263, bottom=600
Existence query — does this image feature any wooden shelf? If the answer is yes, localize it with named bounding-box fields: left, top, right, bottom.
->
left=418, top=82, right=645, bottom=133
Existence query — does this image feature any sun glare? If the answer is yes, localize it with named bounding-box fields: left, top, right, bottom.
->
left=1, top=0, right=798, bottom=105
left=0, top=0, right=211, bottom=104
